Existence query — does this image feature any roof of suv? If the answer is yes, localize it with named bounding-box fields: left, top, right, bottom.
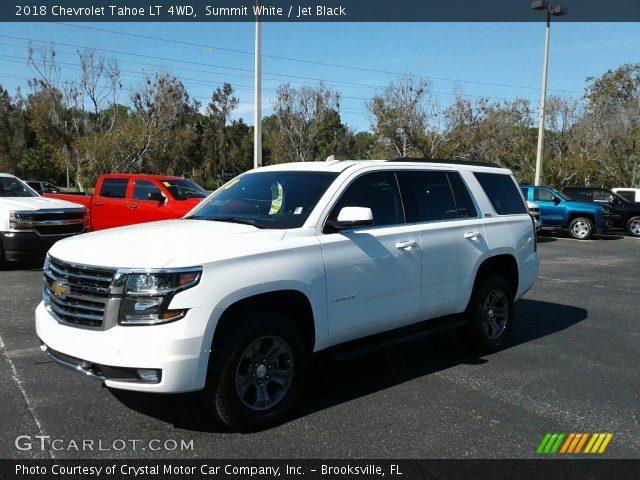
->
left=258, top=159, right=511, bottom=174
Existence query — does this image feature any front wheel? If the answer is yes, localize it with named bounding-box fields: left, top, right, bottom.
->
left=0, top=241, right=6, bottom=270
left=626, top=216, right=640, bottom=237
left=461, top=274, right=514, bottom=353
left=201, top=312, right=308, bottom=432
left=569, top=217, right=594, bottom=240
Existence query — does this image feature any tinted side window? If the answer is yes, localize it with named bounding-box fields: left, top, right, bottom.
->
left=618, top=191, right=635, bottom=202
left=397, top=171, right=458, bottom=222
left=566, top=189, right=590, bottom=201
left=133, top=180, right=162, bottom=201
left=592, top=190, right=611, bottom=202
left=534, top=188, right=556, bottom=202
left=474, top=172, right=527, bottom=215
left=520, top=187, right=530, bottom=199
left=448, top=172, right=478, bottom=218
left=99, top=178, right=129, bottom=199
left=328, top=171, right=403, bottom=227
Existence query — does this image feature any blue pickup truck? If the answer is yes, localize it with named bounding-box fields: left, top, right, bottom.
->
left=521, top=185, right=612, bottom=240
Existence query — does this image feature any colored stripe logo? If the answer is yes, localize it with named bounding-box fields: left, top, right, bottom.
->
left=537, top=433, right=613, bottom=454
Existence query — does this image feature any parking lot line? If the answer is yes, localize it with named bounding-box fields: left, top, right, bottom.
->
left=0, top=335, right=54, bottom=459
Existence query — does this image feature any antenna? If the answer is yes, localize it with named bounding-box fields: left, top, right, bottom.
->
left=326, top=155, right=335, bottom=162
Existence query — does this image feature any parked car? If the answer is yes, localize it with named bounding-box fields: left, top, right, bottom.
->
left=612, top=187, right=640, bottom=203
left=26, top=180, right=62, bottom=195
left=0, top=173, right=87, bottom=267
left=37, top=159, right=539, bottom=431
left=563, top=186, right=640, bottom=237
left=527, top=201, right=542, bottom=231
left=44, top=174, right=209, bottom=231
left=521, top=185, right=612, bottom=240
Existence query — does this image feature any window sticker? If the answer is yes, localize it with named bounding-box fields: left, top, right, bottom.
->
left=269, top=182, right=284, bottom=215
left=222, top=178, right=241, bottom=190
left=162, top=181, right=171, bottom=187
left=294, top=207, right=303, bottom=215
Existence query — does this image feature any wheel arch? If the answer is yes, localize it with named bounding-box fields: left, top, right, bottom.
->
left=211, top=289, right=316, bottom=354
left=567, top=212, right=595, bottom=225
left=467, top=254, right=519, bottom=310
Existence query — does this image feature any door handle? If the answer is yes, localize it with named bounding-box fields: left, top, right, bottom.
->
left=395, top=240, right=417, bottom=251
left=464, top=231, right=481, bottom=240
left=94, top=202, right=103, bottom=206
left=128, top=205, right=138, bottom=209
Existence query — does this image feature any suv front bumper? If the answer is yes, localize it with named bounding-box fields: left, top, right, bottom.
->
left=35, top=301, right=214, bottom=393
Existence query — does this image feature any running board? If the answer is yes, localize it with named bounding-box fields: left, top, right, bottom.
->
left=325, top=315, right=468, bottom=363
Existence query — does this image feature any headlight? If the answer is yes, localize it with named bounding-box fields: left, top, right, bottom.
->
left=9, top=211, right=32, bottom=230
left=118, top=268, right=202, bottom=326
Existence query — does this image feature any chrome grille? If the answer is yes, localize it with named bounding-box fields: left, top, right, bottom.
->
left=11, top=208, right=86, bottom=237
left=43, top=256, right=116, bottom=328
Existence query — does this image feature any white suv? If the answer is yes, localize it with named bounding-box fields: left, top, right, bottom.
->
left=36, top=160, right=539, bottom=430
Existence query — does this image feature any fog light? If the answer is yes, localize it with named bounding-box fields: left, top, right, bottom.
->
left=136, top=369, right=160, bottom=382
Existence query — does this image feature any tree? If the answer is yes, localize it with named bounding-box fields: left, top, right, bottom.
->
left=273, top=83, right=339, bottom=161
left=367, top=76, right=430, bottom=158
left=204, top=83, right=239, bottom=179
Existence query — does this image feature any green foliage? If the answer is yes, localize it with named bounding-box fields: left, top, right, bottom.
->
left=1, top=61, right=639, bottom=190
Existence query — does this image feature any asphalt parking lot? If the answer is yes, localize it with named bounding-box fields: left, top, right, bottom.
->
left=1, top=233, right=639, bottom=459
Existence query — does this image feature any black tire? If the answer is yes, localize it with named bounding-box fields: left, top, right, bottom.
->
left=461, top=274, right=514, bottom=353
left=201, top=311, right=308, bottom=432
left=626, top=216, right=640, bottom=238
left=0, top=241, right=6, bottom=270
left=568, top=217, right=594, bottom=240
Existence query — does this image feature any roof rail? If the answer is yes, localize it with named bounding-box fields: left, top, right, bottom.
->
left=386, top=157, right=501, bottom=168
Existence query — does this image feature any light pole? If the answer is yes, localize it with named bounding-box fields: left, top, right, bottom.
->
left=253, top=1, right=262, bottom=169
left=531, top=0, right=566, bottom=186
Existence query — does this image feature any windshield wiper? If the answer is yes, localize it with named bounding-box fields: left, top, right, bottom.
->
left=187, top=216, right=262, bottom=228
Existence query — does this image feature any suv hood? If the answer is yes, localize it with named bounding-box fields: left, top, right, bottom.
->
left=0, top=196, right=85, bottom=211
left=48, top=219, right=286, bottom=269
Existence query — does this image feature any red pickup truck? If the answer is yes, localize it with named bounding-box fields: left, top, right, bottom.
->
left=45, top=174, right=208, bottom=231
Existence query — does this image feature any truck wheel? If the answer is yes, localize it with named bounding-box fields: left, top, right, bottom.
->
left=627, top=216, right=640, bottom=237
left=569, top=217, right=594, bottom=240
left=461, top=274, right=514, bottom=353
left=201, top=312, right=308, bottom=432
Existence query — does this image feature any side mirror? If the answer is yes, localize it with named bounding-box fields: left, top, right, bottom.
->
left=553, top=196, right=561, bottom=205
left=610, top=196, right=620, bottom=205
left=148, top=191, right=166, bottom=203
left=331, top=207, right=374, bottom=230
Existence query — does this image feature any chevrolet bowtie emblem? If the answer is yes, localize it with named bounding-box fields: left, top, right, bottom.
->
left=51, top=281, right=69, bottom=298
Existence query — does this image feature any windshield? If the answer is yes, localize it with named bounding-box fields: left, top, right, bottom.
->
left=187, top=171, right=339, bottom=229
left=0, top=177, right=39, bottom=198
left=161, top=179, right=208, bottom=200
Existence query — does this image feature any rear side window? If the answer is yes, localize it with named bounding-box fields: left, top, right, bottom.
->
left=397, top=171, right=477, bottom=222
left=617, top=191, right=635, bottom=202
left=133, top=180, right=162, bottom=201
left=448, top=173, right=478, bottom=218
left=474, top=172, right=527, bottom=215
left=99, top=178, right=129, bottom=199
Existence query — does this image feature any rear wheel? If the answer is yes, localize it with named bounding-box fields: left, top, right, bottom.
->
left=569, top=217, right=594, bottom=240
left=462, top=274, right=514, bottom=353
left=627, top=216, right=640, bottom=237
left=201, top=311, right=308, bottom=432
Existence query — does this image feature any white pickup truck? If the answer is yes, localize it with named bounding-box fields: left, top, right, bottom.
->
left=0, top=173, right=87, bottom=267
left=36, top=160, right=539, bottom=430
